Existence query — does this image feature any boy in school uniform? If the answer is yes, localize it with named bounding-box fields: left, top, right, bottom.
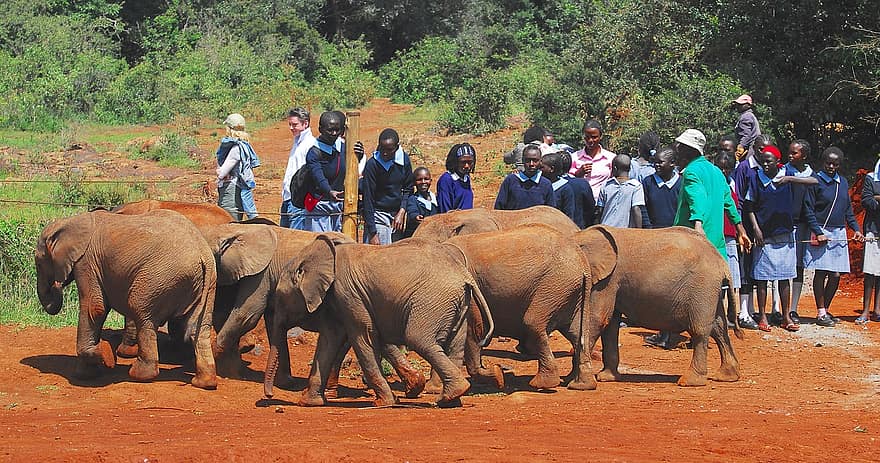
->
left=540, top=152, right=576, bottom=221
left=361, top=128, right=414, bottom=245
left=641, top=147, right=680, bottom=229
left=596, top=154, right=644, bottom=228
left=403, top=166, right=438, bottom=238
left=495, top=144, right=556, bottom=210
left=558, top=151, right=596, bottom=228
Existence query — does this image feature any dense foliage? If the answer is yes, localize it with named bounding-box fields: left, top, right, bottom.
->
left=0, top=0, right=877, bottom=163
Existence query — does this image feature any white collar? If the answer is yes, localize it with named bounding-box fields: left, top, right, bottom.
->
left=515, top=171, right=543, bottom=183
left=416, top=192, right=437, bottom=210
left=652, top=171, right=679, bottom=189
left=450, top=172, right=470, bottom=182
left=552, top=177, right=568, bottom=191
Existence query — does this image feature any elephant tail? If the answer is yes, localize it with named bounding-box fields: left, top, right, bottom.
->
left=264, top=344, right=280, bottom=398
left=723, top=275, right=744, bottom=341
left=466, top=282, right=495, bottom=347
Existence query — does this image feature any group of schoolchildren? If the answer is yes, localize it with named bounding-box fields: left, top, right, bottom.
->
left=220, top=104, right=879, bottom=346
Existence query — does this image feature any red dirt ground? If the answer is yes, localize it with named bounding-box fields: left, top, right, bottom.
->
left=3, top=100, right=880, bottom=461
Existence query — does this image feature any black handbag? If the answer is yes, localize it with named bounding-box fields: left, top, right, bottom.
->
left=289, top=166, right=313, bottom=209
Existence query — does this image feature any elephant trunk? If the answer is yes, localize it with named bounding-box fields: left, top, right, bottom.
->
left=39, top=281, right=64, bottom=315
left=263, top=344, right=280, bottom=398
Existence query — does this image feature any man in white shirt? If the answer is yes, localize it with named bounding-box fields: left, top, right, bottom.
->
left=280, top=107, right=316, bottom=229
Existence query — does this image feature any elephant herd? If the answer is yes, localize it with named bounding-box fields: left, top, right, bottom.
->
left=34, top=200, right=742, bottom=407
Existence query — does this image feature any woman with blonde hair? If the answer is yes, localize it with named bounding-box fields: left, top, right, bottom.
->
left=216, top=113, right=261, bottom=220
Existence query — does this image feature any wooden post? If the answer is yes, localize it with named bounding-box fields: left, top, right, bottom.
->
left=342, top=111, right=360, bottom=240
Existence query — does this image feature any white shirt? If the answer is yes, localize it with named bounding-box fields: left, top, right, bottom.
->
left=281, top=129, right=317, bottom=201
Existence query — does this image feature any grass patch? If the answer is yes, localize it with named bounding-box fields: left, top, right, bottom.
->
left=130, top=131, right=201, bottom=169
left=0, top=130, right=57, bottom=152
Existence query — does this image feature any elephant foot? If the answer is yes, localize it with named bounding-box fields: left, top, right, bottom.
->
left=529, top=372, right=561, bottom=390
left=129, top=359, right=159, bottom=382
left=436, top=397, right=462, bottom=408
left=677, top=372, right=708, bottom=387
left=567, top=376, right=598, bottom=391
left=116, top=342, right=139, bottom=359
left=97, top=340, right=117, bottom=369
left=215, top=353, right=245, bottom=379
left=191, top=373, right=218, bottom=390
left=298, top=391, right=326, bottom=407
left=424, top=371, right=443, bottom=394
left=715, top=365, right=740, bottom=382
left=596, top=369, right=621, bottom=382
left=440, top=377, right=470, bottom=403
left=371, top=394, right=398, bottom=408
left=324, top=386, right=339, bottom=400
left=472, top=365, right=505, bottom=390
left=590, top=347, right=602, bottom=361
left=401, top=369, right=426, bottom=399
left=238, top=334, right=257, bottom=354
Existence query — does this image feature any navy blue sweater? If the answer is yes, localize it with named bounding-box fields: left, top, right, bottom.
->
left=862, top=171, right=880, bottom=235
left=804, top=171, right=860, bottom=235
left=305, top=143, right=345, bottom=198
left=641, top=174, right=681, bottom=229
left=361, top=154, right=414, bottom=236
left=404, top=193, right=438, bottom=237
left=552, top=179, right=576, bottom=223
left=563, top=174, right=595, bottom=228
left=743, top=172, right=794, bottom=237
left=494, top=173, right=556, bottom=210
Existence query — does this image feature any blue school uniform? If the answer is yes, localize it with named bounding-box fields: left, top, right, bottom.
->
left=803, top=170, right=860, bottom=273
left=494, top=171, right=556, bottom=210
left=437, top=171, right=473, bottom=212
left=303, top=140, right=346, bottom=232
left=361, top=147, right=414, bottom=241
left=744, top=170, right=796, bottom=280
left=562, top=174, right=595, bottom=229
left=404, top=192, right=439, bottom=237
left=641, top=172, right=681, bottom=228
left=551, top=177, right=576, bottom=223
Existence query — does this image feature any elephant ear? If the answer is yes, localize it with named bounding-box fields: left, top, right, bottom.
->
left=41, top=213, right=95, bottom=284
left=295, top=234, right=339, bottom=313
left=214, top=225, right=277, bottom=285
left=577, top=225, right=618, bottom=284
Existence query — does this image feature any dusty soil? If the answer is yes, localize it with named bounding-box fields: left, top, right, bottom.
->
left=3, top=100, right=880, bottom=461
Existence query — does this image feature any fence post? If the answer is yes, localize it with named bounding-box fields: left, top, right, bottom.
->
left=342, top=111, right=360, bottom=240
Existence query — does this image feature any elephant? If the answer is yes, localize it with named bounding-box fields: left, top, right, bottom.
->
left=265, top=235, right=495, bottom=407
left=574, top=225, right=742, bottom=387
left=412, top=205, right=579, bottom=242
left=112, top=199, right=234, bottom=358
left=441, top=224, right=596, bottom=391
left=113, top=199, right=235, bottom=225
left=34, top=210, right=218, bottom=389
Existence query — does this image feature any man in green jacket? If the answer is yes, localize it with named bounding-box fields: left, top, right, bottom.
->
left=673, top=129, right=752, bottom=258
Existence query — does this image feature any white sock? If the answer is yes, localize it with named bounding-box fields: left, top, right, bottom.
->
left=771, top=281, right=781, bottom=313
left=739, top=293, right=751, bottom=319
left=817, top=307, right=827, bottom=317
left=791, top=280, right=803, bottom=313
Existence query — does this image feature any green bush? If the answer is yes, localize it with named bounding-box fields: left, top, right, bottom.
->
left=379, top=37, right=482, bottom=104
left=439, top=71, right=510, bottom=135
left=131, top=131, right=201, bottom=169
left=311, top=40, right=379, bottom=110
left=53, top=170, right=147, bottom=208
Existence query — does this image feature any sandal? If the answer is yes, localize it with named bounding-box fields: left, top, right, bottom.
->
left=757, top=320, right=772, bottom=332
left=856, top=315, right=869, bottom=325
left=782, top=322, right=800, bottom=332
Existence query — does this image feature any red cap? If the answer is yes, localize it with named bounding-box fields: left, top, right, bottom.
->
left=761, top=145, right=782, bottom=160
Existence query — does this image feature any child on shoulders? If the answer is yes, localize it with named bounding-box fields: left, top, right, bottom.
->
left=596, top=154, right=644, bottom=228
left=494, top=144, right=556, bottom=210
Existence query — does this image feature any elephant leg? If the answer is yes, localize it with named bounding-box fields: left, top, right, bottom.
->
left=382, top=344, right=425, bottom=398
left=300, top=330, right=347, bottom=406
left=559, top=311, right=599, bottom=391
left=462, top=320, right=504, bottom=390
left=323, top=341, right=349, bottom=399
left=348, top=331, right=397, bottom=407
left=129, top=319, right=160, bottom=382
left=426, top=322, right=466, bottom=394
left=411, top=341, right=469, bottom=407
left=166, top=318, right=189, bottom=350
left=74, top=293, right=115, bottom=379
left=214, top=286, right=266, bottom=378
left=525, top=325, right=561, bottom=390
left=711, top=313, right=740, bottom=382
left=116, top=316, right=139, bottom=358
left=678, top=330, right=709, bottom=387
left=190, top=313, right=218, bottom=390
left=596, top=311, right=622, bottom=382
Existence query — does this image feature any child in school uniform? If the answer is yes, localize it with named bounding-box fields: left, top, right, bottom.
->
left=559, top=151, right=595, bottom=228
left=743, top=150, right=817, bottom=332
left=596, top=154, right=644, bottom=228
left=494, top=144, right=556, bottom=210
left=540, top=152, right=576, bottom=221
left=785, top=140, right=814, bottom=323
left=641, top=147, right=680, bottom=229
left=403, top=166, right=438, bottom=238
left=437, top=143, right=476, bottom=212
left=803, top=147, right=865, bottom=327
left=361, top=128, right=414, bottom=245
left=859, top=155, right=880, bottom=323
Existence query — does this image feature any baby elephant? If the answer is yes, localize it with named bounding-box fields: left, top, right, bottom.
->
left=34, top=210, right=218, bottom=389
left=266, top=235, right=494, bottom=407
left=575, top=225, right=742, bottom=387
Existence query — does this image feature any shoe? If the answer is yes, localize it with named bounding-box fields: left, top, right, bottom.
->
left=769, top=312, right=783, bottom=326
left=739, top=317, right=759, bottom=330
left=816, top=314, right=836, bottom=327
left=789, top=311, right=801, bottom=324
left=855, top=315, right=869, bottom=325
left=826, top=312, right=841, bottom=323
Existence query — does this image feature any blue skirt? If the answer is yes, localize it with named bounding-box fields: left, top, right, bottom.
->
left=725, top=237, right=741, bottom=289
left=752, top=232, right=796, bottom=280
left=803, top=226, right=850, bottom=273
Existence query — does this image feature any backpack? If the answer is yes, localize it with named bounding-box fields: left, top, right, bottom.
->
left=289, top=147, right=341, bottom=209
